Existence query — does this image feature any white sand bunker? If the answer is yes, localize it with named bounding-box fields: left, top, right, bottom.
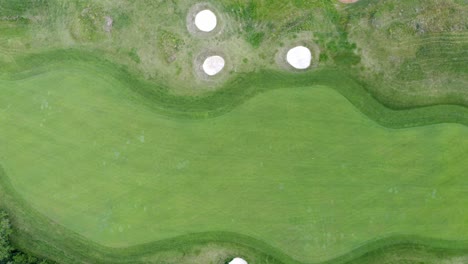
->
left=287, top=46, right=312, bottom=69
left=339, top=0, right=359, bottom=3
left=195, top=9, right=217, bottom=32
left=229, top=257, right=248, bottom=264
left=202, top=55, right=225, bottom=76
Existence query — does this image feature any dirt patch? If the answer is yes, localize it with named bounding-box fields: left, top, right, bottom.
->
left=104, top=16, right=113, bottom=32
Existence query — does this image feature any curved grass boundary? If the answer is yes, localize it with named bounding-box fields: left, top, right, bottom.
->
left=0, top=165, right=467, bottom=264
left=1, top=49, right=468, bottom=263
left=0, top=1, right=467, bottom=262
left=1, top=49, right=467, bottom=129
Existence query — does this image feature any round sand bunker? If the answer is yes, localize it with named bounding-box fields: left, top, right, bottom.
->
left=229, top=257, right=248, bottom=264
left=286, top=46, right=312, bottom=70
left=339, top=0, right=359, bottom=3
left=202, top=55, right=225, bottom=76
left=195, top=9, right=217, bottom=32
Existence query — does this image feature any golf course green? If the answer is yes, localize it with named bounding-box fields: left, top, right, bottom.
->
left=0, top=0, right=467, bottom=263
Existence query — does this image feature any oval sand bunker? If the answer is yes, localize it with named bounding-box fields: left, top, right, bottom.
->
left=229, top=258, right=248, bottom=264
left=195, top=9, right=217, bottom=32
left=202, top=55, right=225, bottom=76
left=287, top=46, right=312, bottom=70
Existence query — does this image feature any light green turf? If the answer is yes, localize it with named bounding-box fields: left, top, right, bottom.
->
left=0, top=65, right=467, bottom=263
left=0, top=0, right=467, bottom=263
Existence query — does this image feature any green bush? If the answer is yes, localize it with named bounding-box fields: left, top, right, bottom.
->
left=0, top=211, right=51, bottom=264
left=0, top=211, right=12, bottom=262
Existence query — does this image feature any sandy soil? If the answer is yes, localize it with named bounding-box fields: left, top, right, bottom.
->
left=193, top=49, right=231, bottom=83
left=287, top=46, right=312, bottom=69
left=275, top=33, right=321, bottom=71
left=229, top=258, right=248, bottom=264
left=195, top=9, right=217, bottom=32
left=202, top=55, right=225, bottom=76
left=186, top=3, right=223, bottom=36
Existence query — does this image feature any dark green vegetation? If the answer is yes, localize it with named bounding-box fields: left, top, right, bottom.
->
left=0, top=211, right=50, bottom=264
left=0, top=0, right=467, bottom=263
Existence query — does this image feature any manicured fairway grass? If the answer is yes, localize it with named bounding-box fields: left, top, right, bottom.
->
left=0, top=61, right=467, bottom=263
left=1, top=0, right=468, bottom=263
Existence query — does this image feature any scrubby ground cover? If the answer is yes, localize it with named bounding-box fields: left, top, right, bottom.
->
left=0, top=0, right=467, bottom=263
left=345, top=0, right=468, bottom=108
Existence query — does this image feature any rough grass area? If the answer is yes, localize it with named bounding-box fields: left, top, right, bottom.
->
left=0, top=0, right=467, bottom=263
left=345, top=0, right=468, bottom=107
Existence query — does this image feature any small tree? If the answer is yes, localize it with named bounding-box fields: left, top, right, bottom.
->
left=0, top=211, right=51, bottom=263
left=0, top=210, right=12, bottom=261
